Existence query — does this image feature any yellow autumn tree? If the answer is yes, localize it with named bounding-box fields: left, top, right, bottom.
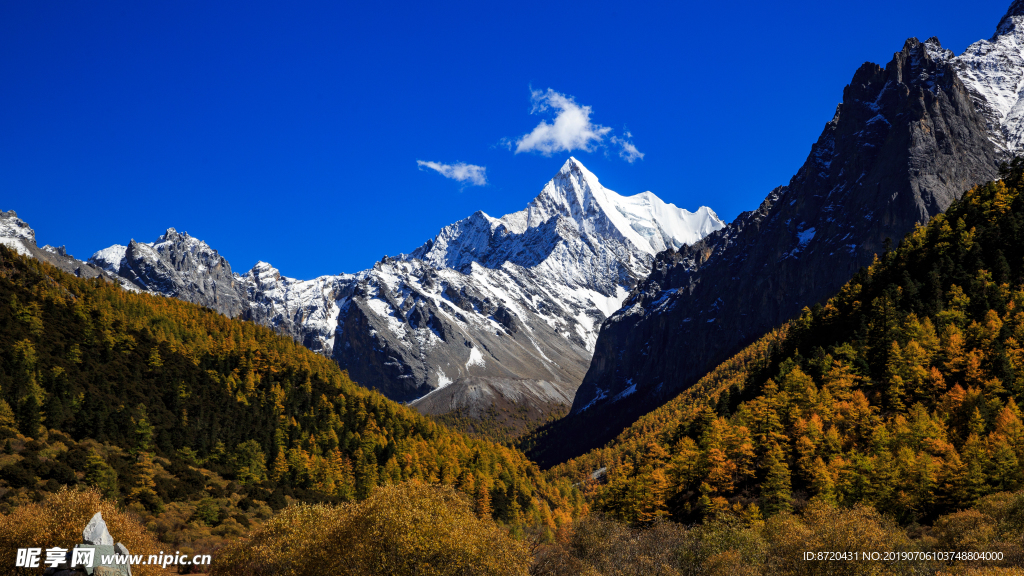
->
left=212, top=481, right=529, bottom=576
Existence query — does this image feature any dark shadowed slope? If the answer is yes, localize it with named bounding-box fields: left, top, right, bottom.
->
left=530, top=37, right=1001, bottom=466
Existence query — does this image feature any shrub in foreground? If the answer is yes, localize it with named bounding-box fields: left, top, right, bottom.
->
left=212, top=480, right=530, bottom=576
left=533, top=497, right=1024, bottom=576
left=0, top=487, right=162, bottom=576
left=531, top=515, right=692, bottom=576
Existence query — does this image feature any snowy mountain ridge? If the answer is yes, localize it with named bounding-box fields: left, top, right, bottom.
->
left=0, top=211, right=35, bottom=257
left=0, top=159, right=723, bottom=419
left=332, top=157, right=725, bottom=402
left=87, top=227, right=247, bottom=314
left=410, top=158, right=721, bottom=270
left=949, top=0, right=1024, bottom=153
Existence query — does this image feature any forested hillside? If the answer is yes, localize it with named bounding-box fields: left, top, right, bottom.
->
left=0, top=248, right=581, bottom=544
left=6, top=170, right=1024, bottom=576
left=550, top=162, right=1024, bottom=527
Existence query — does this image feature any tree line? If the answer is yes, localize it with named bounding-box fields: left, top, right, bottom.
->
left=0, top=246, right=581, bottom=539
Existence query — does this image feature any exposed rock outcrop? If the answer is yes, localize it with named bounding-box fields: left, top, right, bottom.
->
left=42, top=512, right=132, bottom=576
left=89, top=229, right=246, bottom=317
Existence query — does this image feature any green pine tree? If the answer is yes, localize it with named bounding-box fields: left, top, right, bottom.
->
left=761, top=444, right=793, bottom=516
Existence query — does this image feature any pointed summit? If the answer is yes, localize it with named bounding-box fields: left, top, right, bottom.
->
left=554, top=156, right=601, bottom=188
left=248, top=261, right=280, bottom=276
left=529, top=158, right=722, bottom=255
left=159, top=227, right=180, bottom=242
left=559, top=156, right=588, bottom=173
left=243, top=261, right=284, bottom=287
left=412, top=157, right=723, bottom=274
left=0, top=209, right=35, bottom=244
left=336, top=157, right=724, bottom=403
left=997, top=0, right=1024, bottom=35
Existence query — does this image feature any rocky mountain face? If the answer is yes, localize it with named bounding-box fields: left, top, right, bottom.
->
left=529, top=35, right=1005, bottom=465
left=0, top=210, right=111, bottom=281
left=330, top=158, right=724, bottom=403
left=950, top=0, right=1024, bottom=154
left=238, top=262, right=361, bottom=357
left=3, top=161, right=723, bottom=427
left=89, top=229, right=248, bottom=317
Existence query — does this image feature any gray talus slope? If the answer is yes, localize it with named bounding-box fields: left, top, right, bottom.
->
left=410, top=377, right=576, bottom=439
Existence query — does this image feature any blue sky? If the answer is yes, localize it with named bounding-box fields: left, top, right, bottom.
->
left=0, top=0, right=1012, bottom=279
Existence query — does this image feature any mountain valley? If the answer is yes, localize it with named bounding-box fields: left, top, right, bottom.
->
left=2, top=161, right=725, bottom=437
left=10, top=1, right=1024, bottom=574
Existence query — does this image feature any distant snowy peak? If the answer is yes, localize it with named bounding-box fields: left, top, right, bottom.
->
left=330, top=157, right=726, bottom=401
left=952, top=1, right=1024, bottom=153
left=89, top=227, right=246, bottom=316
left=0, top=210, right=35, bottom=243
left=410, top=157, right=724, bottom=272
left=524, top=157, right=724, bottom=255
left=89, top=228, right=224, bottom=272
left=89, top=244, right=127, bottom=273
left=0, top=210, right=36, bottom=257
left=238, top=260, right=360, bottom=357
left=241, top=260, right=286, bottom=284
left=149, top=228, right=227, bottom=269
left=997, top=0, right=1024, bottom=36
left=536, top=158, right=725, bottom=253
left=239, top=260, right=362, bottom=293
left=611, top=192, right=724, bottom=252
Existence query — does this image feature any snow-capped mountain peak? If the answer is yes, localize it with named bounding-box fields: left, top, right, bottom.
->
left=89, top=244, right=128, bottom=273
left=0, top=211, right=35, bottom=244
left=71, top=159, right=722, bottom=406
left=609, top=192, right=724, bottom=253
left=334, top=157, right=726, bottom=400
left=996, top=0, right=1024, bottom=36
left=530, top=157, right=724, bottom=255
left=411, top=157, right=724, bottom=276
left=243, top=261, right=284, bottom=283
left=952, top=1, right=1024, bottom=153
left=0, top=210, right=36, bottom=257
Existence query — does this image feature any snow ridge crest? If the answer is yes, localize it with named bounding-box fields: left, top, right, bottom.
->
left=411, top=157, right=724, bottom=275
left=952, top=0, right=1024, bottom=154
left=52, top=159, right=723, bottom=404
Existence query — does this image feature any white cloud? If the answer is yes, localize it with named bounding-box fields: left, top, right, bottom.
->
left=611, top=132, right=645, bottom=163
left=514, top=89, right=612, bottom=155
left=416, top=160, right=487, bottom=186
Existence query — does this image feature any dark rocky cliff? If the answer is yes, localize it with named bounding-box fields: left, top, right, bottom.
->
left=116, top=229, right=248, bottom=318
left=531, top=38, right=1002, bottom=466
